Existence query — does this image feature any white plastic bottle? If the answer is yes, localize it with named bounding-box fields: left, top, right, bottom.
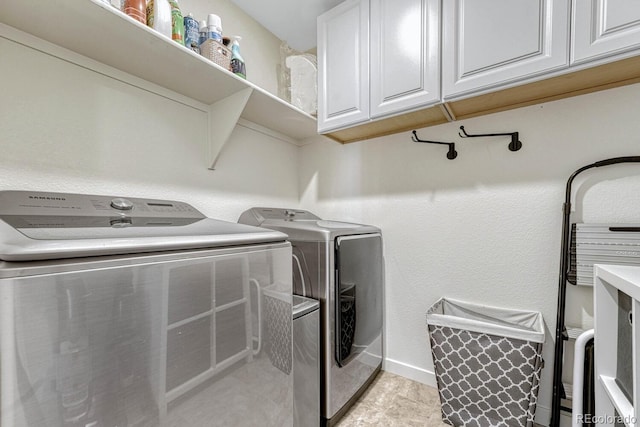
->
left=146, top=0, right=172, bottom=40
left=206, top=14, right=223, bottom=43
left=198, top=20, right=208, bottom=46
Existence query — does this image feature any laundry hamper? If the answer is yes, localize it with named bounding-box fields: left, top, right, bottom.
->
left=426, top=298, right=545, bottom=427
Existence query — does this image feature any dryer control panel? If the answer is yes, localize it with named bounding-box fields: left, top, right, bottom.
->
left=238, top=207, right=320, bottom=225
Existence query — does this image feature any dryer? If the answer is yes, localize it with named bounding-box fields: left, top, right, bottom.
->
left=238, top=208, right=383, bottom=426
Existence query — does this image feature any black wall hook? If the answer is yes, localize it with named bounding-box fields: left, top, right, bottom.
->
left=458, top=126, right=523, bottom=152
left=412, top=130, right=457, bottom=160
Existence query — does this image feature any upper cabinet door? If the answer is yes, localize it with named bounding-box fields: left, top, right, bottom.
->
left=442, top=0, right=570, bottom=100
left=369, top=0, right=440, bottom=118
left=317, top=0, right=370, bottom=133
left=572, top=0, right=640, bottom=64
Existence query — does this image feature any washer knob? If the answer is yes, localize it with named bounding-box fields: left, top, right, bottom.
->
left=110, top=198, right=134, bottom=211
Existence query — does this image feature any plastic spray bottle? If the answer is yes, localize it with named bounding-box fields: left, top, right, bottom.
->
left=230, top=36, right=246, bottom=79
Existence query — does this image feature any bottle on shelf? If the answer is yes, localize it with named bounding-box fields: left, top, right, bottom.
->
left=146, top=0, right=172, bottom=40
left=184, top=13, right=199, bottom=53
left=230, top=36, right=246, bottom=79
left=198, top=20, right=208, bottom=46
left=167, top=0, right=185, bottom=46
left=206, top=14, right=223, bottom=43
left=123, top=0, right=146, bottom=24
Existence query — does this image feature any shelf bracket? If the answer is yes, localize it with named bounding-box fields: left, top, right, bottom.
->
left=208, top=87, right=254, bottom=169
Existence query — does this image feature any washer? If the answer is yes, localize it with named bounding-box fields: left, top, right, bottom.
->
left=0, top=191, right=295, bottom=426
left=238, top=208, right=384, bottom=426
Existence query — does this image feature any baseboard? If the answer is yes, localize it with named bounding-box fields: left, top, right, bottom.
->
left=382, top=357, right=552, bottom=427
left=358, top=350, right=383, bottom=368
left=535, top=404, right=551, bottom=426
left=382, top=357, right=437, bottom=387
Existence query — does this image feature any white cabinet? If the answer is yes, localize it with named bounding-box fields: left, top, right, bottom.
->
left=572, top=0, right=640, bottom=64
left=317, top=0, right=370, bottom=133
left=319, top=0, right=640, bottom=142
left=369, top=0, right=440, bottom=118
left=317, top=0, right=441, bottom=134
left=442, top=0, right=570, bottom=99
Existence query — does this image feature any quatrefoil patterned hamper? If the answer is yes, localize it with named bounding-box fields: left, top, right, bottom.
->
left=426, top=298, right=545, bottom=427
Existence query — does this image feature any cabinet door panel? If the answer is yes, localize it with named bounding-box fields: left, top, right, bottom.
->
left=572, top=0, right=640, bottom=64
left=442, top=0, right=569, bottom=99
left=461, top=2, right=541, bottom=72
left=370, top=0, right=440, bottom=118
left=318, top=0, right=369, bottom=133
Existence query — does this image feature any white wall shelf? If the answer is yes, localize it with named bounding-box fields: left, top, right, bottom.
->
left=0, top=0, right=318, bottom=168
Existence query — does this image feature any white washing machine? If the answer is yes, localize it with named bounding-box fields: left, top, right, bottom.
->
left=239, top=208, right=383, bottom=426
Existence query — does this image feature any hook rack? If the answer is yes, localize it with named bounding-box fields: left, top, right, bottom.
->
left=412, top=130, right=457, bottom=160
left=458, top=126, right=523, bottom=152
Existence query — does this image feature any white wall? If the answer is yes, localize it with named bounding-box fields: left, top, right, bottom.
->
left=298, top=82, right=640, bottom=424
left=0, top=35, right=298, bottom=221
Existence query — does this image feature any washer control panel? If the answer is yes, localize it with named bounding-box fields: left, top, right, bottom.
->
left=0, top=191, right=205, bottom=229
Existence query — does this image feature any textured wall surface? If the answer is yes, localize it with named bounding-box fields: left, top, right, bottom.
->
left=298, top=82, right=640, bottom=424
left=0, top=36, right=299, bottom=222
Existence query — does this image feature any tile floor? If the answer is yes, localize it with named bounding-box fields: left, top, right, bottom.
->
left=336, top=371, right=545, bottom=427
left=336, top=371, right=448, bottom=426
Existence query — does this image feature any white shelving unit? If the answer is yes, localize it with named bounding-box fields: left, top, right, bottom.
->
left=0, top=0, right=318, bottom=168
left=594, top=264, right=640, bottom=427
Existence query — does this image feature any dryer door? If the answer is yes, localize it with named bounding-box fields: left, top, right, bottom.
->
left=334, top=233, right=383, bottom=366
